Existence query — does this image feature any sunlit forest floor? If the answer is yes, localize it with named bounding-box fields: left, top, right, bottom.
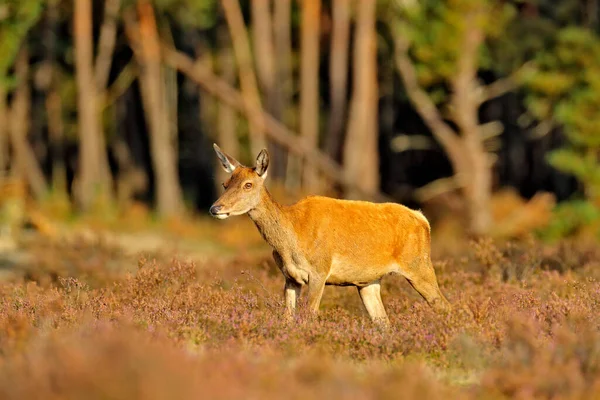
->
left=1, top=200, right=599, bottom=399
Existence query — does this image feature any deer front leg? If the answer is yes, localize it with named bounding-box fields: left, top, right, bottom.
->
left=284, top=279, right=302, bottom=317
left=273, top=250, right=302, bottom=317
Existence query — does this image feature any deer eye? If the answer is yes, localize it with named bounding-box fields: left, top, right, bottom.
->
left=243, top=182, right=253, bottom=190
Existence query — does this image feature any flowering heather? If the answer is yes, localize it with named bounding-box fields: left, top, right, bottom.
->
left=0, top=236, right=599, bottom=399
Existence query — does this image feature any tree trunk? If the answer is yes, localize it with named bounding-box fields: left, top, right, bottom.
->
left=74, top=0, right=108, bottom=211
left=112, top=137, right=148, bottom=209
left=251, top=0, right=276, bottom=114
left=274, top=0, right=293, bottom=121
left=216, top=27, right=239, bottom=187
left=222, top=0, right=266, bottom=157
left=462, top=140, right=493, bottom=236
left=343, top=0, right=379, bottom=199
left=251, top=0, right=286, bottom=180
left=326, top=0, right=351, bottom=162
left=300, top=0, right=322, bottom=191
left=0, top=82, right=7, bottom=177
left=393, top=5, right=497, bottom=236
left=274, top=0, right=300, bottom=191
left=134, top=0, right=184, bottom=217
left=449, top=11, right=493, bottom=236
left=9, top=46, right=48, bottom=199
left=162, top=45, right=391, bottom=202
left=196, top=35, right=216, bottom=142
left=44, top=0, right=66, bottom=193
left=95, top=0, right=121, bottom=91
left=93, top=0, right=120, bottom=196
left=47, top=88, right=66, bottom=193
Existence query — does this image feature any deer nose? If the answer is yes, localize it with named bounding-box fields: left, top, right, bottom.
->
left=209, top=205, right=222, bottom=216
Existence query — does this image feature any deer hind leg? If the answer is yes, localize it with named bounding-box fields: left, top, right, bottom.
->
left=403, top=257, right=451, bottom=312
left=357, top=281, right=390, bottom=327
left=305, top=272, right=326, bottom=314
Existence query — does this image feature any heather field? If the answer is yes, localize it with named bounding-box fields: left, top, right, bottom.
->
left=1, top=227, right=600, bottom=400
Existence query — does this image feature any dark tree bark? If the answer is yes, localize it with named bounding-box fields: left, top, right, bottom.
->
left=74, top=0, right=107, bottom=210
left=222, top=0, right=266, bottom=157
left=343, top=0, right=379, bottom=199
left=9, top=46, right=48, bottom=199
left=300, top=0, right=322, bottom=191
left=216, top=27, right=239, bottom=187
left=326, top=0, right=351, bottom=162
left=126, top=0, right=185, bottom=217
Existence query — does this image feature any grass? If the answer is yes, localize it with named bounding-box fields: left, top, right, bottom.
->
left=1, top=227, right=600, bottom=399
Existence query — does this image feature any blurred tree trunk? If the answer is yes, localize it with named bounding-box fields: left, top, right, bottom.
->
left=9, top=46, right=48, bottom=199
left=251, top=0, right=276, bottom=114
left=449, top=12, right=493, bottom=236
left=46, top=89, right=65, bottom=193
left=129, top=0, right=184, bottom=217
left=160, top=19, right=179, bottom=171
left=343, top=0, right=379, bottom=199
left=216, top=27, right=239, bottom=187
left=74, top=0, right=110, bottom=211
left=326, top=0, right=351, bottom=163
left=0, top=0, right=43, bottom=180
left=274, top=0, right=300, bottom=191
left=0, top=83, right=7, bottom=177
left=585, top=0, right=598, bottom=29
left=94, top=0, right=121, bottom=197
left=300, top=0, right=322, bottom=191
left=251, top=0, right=286, bottom=180
left=112, top=136, right=148, bottom=209
left=394, top=8, right=495, bottom=235
left=194, top=33, right=215, bottom=140
left=274, top=0, right=293, bottom=120
left=44, top=0, right=66, bottom=193
left=222, top=0, right=266, bottom=157
left=95, top=0, right=121, bottom=91
left=163, top=45, right=390, bottom=201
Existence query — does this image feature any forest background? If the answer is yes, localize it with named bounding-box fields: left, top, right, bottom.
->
left=2, top=2, right=600, bottom=399
left=1, top=0, right=599, bottom=245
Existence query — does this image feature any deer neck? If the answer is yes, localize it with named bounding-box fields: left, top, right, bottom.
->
left=247, top=189, right=296, bottom=254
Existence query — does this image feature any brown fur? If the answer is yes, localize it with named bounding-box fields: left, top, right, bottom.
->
left=210, top=144, right=450, bottom=325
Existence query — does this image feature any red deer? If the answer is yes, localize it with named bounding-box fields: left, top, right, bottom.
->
left=209, top=144, right=450, bottom=325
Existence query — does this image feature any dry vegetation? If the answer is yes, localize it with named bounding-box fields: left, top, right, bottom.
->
left=1, top=231, right=600, bottom=400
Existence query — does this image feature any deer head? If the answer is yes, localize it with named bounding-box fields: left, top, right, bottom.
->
left=209, top=144, right=269, bottom=219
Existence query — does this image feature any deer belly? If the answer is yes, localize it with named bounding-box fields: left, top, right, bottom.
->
left=327, top=256, right=397, bottom=286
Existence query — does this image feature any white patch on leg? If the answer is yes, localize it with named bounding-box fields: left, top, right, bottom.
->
left=285, top=287, right=297, bottom=311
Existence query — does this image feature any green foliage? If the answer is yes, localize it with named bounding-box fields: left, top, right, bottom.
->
left=525, top=27, right=600, bottom=239
left=539, top=200, right=600, bottom=241
left=393, top=0, right=516, bottom=89
left=153, top=0, right=218, bottom=29
left=0, top=0, right=44, bottom=80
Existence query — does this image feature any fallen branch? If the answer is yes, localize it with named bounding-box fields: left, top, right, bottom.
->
left=160, top=44, right=392, bottom=203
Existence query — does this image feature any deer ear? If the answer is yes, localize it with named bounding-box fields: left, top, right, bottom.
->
left=255, top=149, right=269, bottom=179
left=213, top=143, right=240, bottom=173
